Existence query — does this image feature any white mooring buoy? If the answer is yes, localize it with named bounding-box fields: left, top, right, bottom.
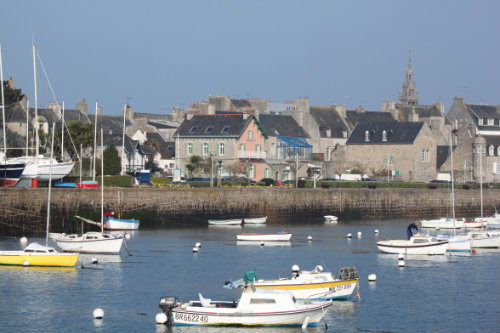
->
left=260, top=242, right=265, bottom=246
left=93, top=308, right=104, bottom=319
left=155, top=312, right=168, bottom=324
left=195, top=242, right=201, bottom=248
left=192, top=247, right=199, bottom=253
left=357, top=231, right=362, bottom=238
left=91, top=257, right=98, bottom=264
left=374, top=229, right=379, bottom=234
left=398, top=253, right=405, bottom=260
left=20, top=237, right=28, bottom=247
left=398, top=260, right=405, bottom=267
left=307, top=235, right=312, bottom=241
left=22, top=259, right=30, bottom=267
left=347, top=233, right=352, bottom=238
left=368, top=273, right=377, bottom=282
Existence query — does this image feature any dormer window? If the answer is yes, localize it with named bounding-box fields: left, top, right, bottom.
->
left=382, top=130, right=387, bottom=142
left=488, top=118, right=494, bottom=126
left=497, top=146, right=500, bottom=156
left=221, top=126, right=230, bottom=134
left=204, top=126, right=213, bottom=134
left=365, top=130, right=370, bottom=142
left=479, top=118, right=483, bottom=126
left=189, top=126, right=198, bottom=134
left=489, top=145, right=494, bottom=156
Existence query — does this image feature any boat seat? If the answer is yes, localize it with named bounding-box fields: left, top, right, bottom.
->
left=199, top=293, right=215, bottom=308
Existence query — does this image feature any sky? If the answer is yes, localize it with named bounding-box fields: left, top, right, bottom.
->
left=1, top=0, right=499, bottom=116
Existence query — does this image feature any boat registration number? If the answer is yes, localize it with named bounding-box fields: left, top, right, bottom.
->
left=175, top=313, right=209, bottom=323
left=329, top=283, right=352, bottom=292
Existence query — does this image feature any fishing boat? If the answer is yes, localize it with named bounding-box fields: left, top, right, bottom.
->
left=243, top=216, right=267, bottom=224
left=208, top=218, right=242, bottom=226
left=56, top=129, right=123, bottom=254
left=236, top=265, right=359, bottom=301
left=103, top=191, right=140, bottom=230
left=324, top=215, right=338, bottom=223
left=236, top=232, right=292, bottom=241
left=0, top=123, right=78, bottom=267
left=158, top=283, right=332, bottom=327
left=377, top=235, right=449, bottom=255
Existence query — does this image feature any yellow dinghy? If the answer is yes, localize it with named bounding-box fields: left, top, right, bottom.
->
left=0, top=242, right=78, bottom=267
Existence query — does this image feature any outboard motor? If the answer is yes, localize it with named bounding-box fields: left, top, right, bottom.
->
left=159, top=296, right=177, bottom=324
left=291, top=264, right=300, bottom=278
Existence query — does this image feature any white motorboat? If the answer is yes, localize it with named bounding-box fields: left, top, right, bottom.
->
left=208, top=219, right=242, bottom=226
left=324, top=215, right=338, bottom=223
left=236, top=232, right=293, bottom=241
left=465, top=219, right=488, bottom=228
left=467, top=231, right=500, bottom=248
left=435, top=235, right=471, bottom=252
left=104, top=217, right=140, bottom=231
left=420, top=217, right=465, bottom=229
left=159, top=284, right=332, bottom=327
left=243, top=216, right=267, bottom=224
left=474, top=214, right=500, bottom=228
left=250, top=265, right=359, bottom=301
left=377, top=235, right=449, bottom=255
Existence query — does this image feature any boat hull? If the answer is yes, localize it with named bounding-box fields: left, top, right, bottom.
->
left=237, top=232, right=292, bottom=241
left=468, top=232, right=500, bottom=248
left=104, top=217, right=140, bottom=231
left=56, top=237, right=123, bottom=254
left=208, top=219, right=242, bottom=225
left=169, top=302, right=331, bottom=327
left=243, top=217, right=267, bottom=224
left=255, top=279, right=358, bottom=300
left=0, top=163, right=25, bottom=187
left=377, top=239, right=448, bottom=255
left=0, top=251, right=78, bottom=267
left=421, top=218, right=465, bottom=229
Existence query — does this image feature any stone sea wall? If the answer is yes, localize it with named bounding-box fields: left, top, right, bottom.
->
left=0, top=187, right=497, bottom=237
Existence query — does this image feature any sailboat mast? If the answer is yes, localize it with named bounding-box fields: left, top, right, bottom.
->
left=450, top=132, right=456, bottom=236
left=0, top=44, right=6, bottom=154
left=46, top=123, right=55, bottom=246
left=25, top=100, right=29, bottom=157
left=33, top=45, right=39, bottom=158
left=61, top=101, right=64, bottom=160
left=93, top=101, right=98, bottom=181
left=121, top=104, right=126, bottom=176
left=101, top=128, right=104, bottom=233
left=480, top=142, right=484, bottom=231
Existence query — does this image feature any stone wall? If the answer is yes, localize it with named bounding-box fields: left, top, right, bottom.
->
left=0, top=187, right=497, bottom=236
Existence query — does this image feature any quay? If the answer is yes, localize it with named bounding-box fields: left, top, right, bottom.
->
left=0, top=187, right=497, bottom=237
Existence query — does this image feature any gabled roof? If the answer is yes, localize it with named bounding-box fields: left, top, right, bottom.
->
left=345, top=109, right=395, bottom=130
left=436, top=145, right=456, bottom=169
left=123, top=135, right=153, bottom=155
left=346, top=122, right=425, bottom=145
left=467, top=104, right=500, bottom=119
left=175, top=114, right=253, bottom=138
left=258, top=114, right=308, bottom=138
left=148, top=120, right=180, bottom=129
left=146, top=132, right=174, bottom=159
left=309, top=106, right=349, bottom=138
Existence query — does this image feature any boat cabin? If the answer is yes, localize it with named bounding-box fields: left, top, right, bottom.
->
left=23, top=243, right=57, bottom=253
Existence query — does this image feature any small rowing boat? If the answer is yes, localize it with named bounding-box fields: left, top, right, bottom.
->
left=208, top=219, right=242, bottom=226
left=243, top=216, right=267, bottom=224
left=236, top=231, right=292, bottom=241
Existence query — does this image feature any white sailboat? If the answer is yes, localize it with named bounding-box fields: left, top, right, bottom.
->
left=56, top=128, right=124, bottom=254
left=0, top=124, right=78, bottom=267
left=6, top=45, right=74, bottom=184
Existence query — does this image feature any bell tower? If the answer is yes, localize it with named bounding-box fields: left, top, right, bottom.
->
left=398, top=52, right=419, bottom=106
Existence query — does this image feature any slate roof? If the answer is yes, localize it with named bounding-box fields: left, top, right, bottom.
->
left=397, top=105, right=443, bottom=119
left=148, top=120, right=179, bottom=129
left=467, top=104, right=500, bottom=119
left=258, top=114, right=309, bottom=138
left=175, top=114, right=253, bottom=138
left=309, top=106, right=349, bottom=138
left=436, top=145, right=456, bottom=169
left=484, top=136, right=500, bottom=156
left=146, top=132, right=174, bottom=159
left=346, top=122, right=425, bottom=145
left=345, top=110, right=396, bottom=130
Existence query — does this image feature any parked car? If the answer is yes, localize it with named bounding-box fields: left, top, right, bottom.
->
left=430, top=180, right=450, bottom=184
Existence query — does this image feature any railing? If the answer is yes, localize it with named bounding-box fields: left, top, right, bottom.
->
left=238, top=151, right=267, bottom=159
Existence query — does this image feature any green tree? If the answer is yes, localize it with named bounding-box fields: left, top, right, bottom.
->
left=103, top=145, right=121, bottom=175
left=2, top=80, right=23, bottom=106
left=55, top=121, right=94, bottom=157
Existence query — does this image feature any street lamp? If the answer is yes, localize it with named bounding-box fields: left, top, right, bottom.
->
left=210, top=152, right=215, bottom=188
left=217, top=160, right=222, bottom=187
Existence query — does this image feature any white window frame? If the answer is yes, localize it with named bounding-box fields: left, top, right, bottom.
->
left=202, top=143, right=209, bottom=156
left=489, top=145, right=494, bottom=156
left=382, top=130, right=387, bottom=142
left=365, top=130, right=370, bottom=142
left=248, top=130, right=253, bottom=140
left=421, top=149, right=429, bottom=163
left=326, top=146, right=331, bottom=161
left=187, top=143, right=193, bottom=155
left=488, top=118, right=494, bottom=126
left=218, top=143, right=225, bottom=155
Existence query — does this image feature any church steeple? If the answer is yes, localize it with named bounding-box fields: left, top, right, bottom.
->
left=398, top=51, right=419, bottom=106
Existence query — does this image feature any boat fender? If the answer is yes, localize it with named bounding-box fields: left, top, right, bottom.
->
left=155, top=313, right=167, bottom=324
left=302, top=316, right=310, bottom=329
left=22, top=259, right=30, bottom=267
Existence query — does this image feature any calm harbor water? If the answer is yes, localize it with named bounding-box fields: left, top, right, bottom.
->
left=0, top=218, right=499, bottom=333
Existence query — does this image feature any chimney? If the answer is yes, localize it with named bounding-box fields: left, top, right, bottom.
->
left=207, top=104, right=216, bottom=115
left=335, top=104, right=346, bottom=118
left=125, top=105, right=135, bottom=120
left=254, top=109, right=260, bottom=120
left=77, top=98, right=88, bottom=116
left=382, top=100, right=398, bottom=121
left=96, top=105, right=103, bottom=116
left=186, top=113, right=194, bottom=120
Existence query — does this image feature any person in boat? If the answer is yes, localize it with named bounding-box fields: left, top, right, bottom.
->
left=406, top=222, right=419, bottom=240
left=104, top=211, right=114, bottom=219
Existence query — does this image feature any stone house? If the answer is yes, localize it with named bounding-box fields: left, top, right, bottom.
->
left=257, top=114, right=313, bottom=181
left=446, top=97, right=500, bottom=183
left=345, top=122, right=437, bottom=182
left=174, top=113, right=269, bottom=181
